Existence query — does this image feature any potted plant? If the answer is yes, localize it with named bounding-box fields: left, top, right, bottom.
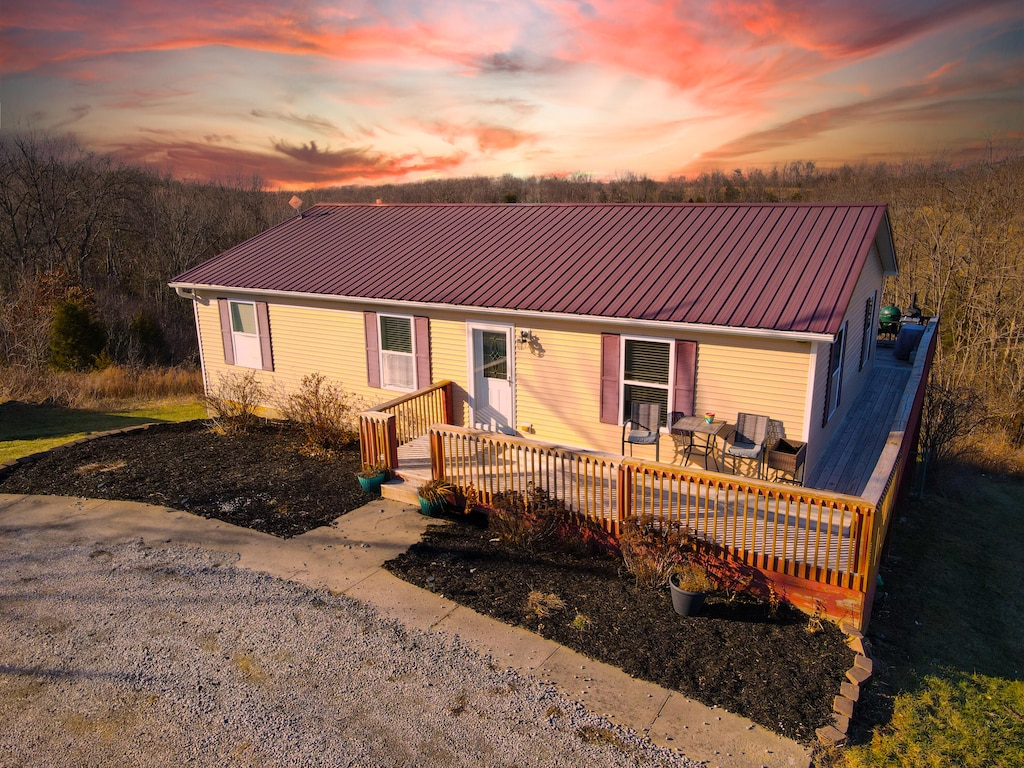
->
left=669, top=561, right=715, bottom=616
left=356, top=461, right=389, bottom=495
left=416, top=478, right=458, bottom=516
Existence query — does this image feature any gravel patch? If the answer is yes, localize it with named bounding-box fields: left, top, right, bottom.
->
left=1, top=539, right=699, bottom=767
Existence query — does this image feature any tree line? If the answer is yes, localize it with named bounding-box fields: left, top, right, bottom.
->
left=1, top=130, right=1021, bottom=451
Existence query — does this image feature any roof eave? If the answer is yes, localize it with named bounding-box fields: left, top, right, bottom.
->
left=168, top=281, right=833, bottom=343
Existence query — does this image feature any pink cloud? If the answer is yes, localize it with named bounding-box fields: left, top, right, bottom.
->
left=541, top=0, right=1021, bottom=110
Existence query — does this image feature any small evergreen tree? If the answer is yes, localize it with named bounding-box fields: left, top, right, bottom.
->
left=50, top=299, right=107, bottom=370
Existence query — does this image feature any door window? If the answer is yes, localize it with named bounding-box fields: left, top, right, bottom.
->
left=481, top=331, right=508, bottom=379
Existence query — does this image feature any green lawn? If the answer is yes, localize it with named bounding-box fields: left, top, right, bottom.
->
left=0, top=400, right=206, bottom=464
left=831, top=474, right=1024, bottom=767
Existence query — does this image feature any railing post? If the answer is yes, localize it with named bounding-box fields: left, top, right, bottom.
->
left=442, top=382, right=454, bottom=424
left=615, top=463, right=630, bottom=536
left=384, top=414, right=398, bottom=470
left=359, top=416, right=372, bottom=467
left=430, top=428, right=445, bottom=480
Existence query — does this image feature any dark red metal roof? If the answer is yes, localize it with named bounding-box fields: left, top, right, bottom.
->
left=171, top=203, right=893, bottom=336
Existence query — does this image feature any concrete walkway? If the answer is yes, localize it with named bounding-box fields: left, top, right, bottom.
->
left=0, top=493, right=810, bottom=768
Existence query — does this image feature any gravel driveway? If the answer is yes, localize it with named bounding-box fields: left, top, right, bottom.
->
left=1, top=539, right=698, bottom=767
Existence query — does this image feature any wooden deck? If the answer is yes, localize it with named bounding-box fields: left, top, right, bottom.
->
left=396, top=343, right=914, bottom=504
left=372, top=322, right=939, bottom=629
left=805, top=346, right=912, bottom=496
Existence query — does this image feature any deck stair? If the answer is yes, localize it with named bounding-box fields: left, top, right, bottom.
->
left=380, top=434, right=432, bottom=505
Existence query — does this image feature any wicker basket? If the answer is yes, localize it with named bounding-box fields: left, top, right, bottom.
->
left=767, top=438, right=806, bottom=475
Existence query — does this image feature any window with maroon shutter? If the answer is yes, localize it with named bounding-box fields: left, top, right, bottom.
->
left=218, top=298, right=273, bottom=371
left=600, top=334, right=696, bottom=427
left=365, top=312, right=430, bottom=391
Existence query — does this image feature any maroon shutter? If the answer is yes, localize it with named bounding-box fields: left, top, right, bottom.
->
left=672, top=340, right=697, bottom=416
left=600, top=333, right=620, bottom=424
left=218, top=299, right=234, bottom=365
left=414, top=316, right=431, bottom=387
left=256, top=301, right=273, bottom=371
left=364, top=311, right=380, bottom=388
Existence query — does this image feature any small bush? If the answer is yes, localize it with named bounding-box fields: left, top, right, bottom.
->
left=486, top=485, right=616, bottom=555
left=619, top=515, right=694, bottom=590
left=277, top=373, right=361, bottom=454
left=671, top=562, right=715, bottom=593
left=204, top=371, right=266, bottom=432
left=49, top=299, right=107, bottom=371
left=488, top=485, right=562, bottom=549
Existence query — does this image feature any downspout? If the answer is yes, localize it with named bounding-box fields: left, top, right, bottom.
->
left=172, top=285, right=210, bottom=410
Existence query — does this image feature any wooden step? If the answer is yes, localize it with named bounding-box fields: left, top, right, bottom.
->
left=381, top=475, right=426, bottom=505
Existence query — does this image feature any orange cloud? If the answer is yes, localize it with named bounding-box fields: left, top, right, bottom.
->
left=691, top=65, right=1023, bottom=166
left=1, top=2, right=443, bottom=74
left=106, top=132, right=467, bottom=188
left=428, top=121, right=538, bottom=153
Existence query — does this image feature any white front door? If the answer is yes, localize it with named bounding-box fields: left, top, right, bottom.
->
left=470, top=325, right=514, bottom=434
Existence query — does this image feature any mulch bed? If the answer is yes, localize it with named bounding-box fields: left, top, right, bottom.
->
left=0, top=420, right=369, bottom=538
left=384, top=516, right=854, bottom=743
left=1, top=419, right=854, bottom=742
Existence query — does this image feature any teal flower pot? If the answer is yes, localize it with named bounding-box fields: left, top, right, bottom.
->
left=357, top=472, right=387, bottom=495
left=418, top=496, right=445, bottom=517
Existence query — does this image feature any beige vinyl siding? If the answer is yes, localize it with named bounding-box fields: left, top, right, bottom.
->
left=427, top=317, right=470, bottom=424
left=805, top=243, right=886, bottom=472
left=514, top=323, right=608, bottom=450
left=197, top=295, right=377, bottom=413
left=197, top=294, right=474, bottom=419
left=695, top=337, right=810, bottom=441
left=195, top=294, right=825, bottom=468
left=513, top=322, right=811, bottom=461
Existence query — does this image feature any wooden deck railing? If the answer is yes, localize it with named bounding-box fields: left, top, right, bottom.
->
left=366, top=321, right=938, bottom=629
left=359, top=381, right=453, bottom=470
left=429, top=425, right=873, bottom=589
left=859, top=317, right=938, bottom=607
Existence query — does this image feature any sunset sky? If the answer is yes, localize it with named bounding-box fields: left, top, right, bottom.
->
left=2, top=0, right=1021, bottom=189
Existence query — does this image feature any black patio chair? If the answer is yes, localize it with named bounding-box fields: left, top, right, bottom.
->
left=621, top=402, right=662, bottom=462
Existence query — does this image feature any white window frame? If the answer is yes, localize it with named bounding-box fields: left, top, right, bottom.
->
left=378, top=313, right=416, bottom=392
left=228, top=300, right=262, bottom=370
left=619, top=335, right=674, bottom=430
left=828, top=322, right=847, bottom=420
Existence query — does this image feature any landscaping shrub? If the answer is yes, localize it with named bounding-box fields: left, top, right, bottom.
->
left=619, top=515, right=694, bottom=590
left=486, top=485, right=618, bottom=556
left=276, top=372, right=362, bottom=455
left=204, top=371, right=266, bottom=433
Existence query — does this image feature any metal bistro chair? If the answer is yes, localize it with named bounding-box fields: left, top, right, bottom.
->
left=622, top=402, right=662, bottom=462
left=723, top=412, right=770, bottom=477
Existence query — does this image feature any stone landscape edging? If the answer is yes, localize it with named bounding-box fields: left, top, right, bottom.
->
left=815, top=622, right=874, bottom=747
